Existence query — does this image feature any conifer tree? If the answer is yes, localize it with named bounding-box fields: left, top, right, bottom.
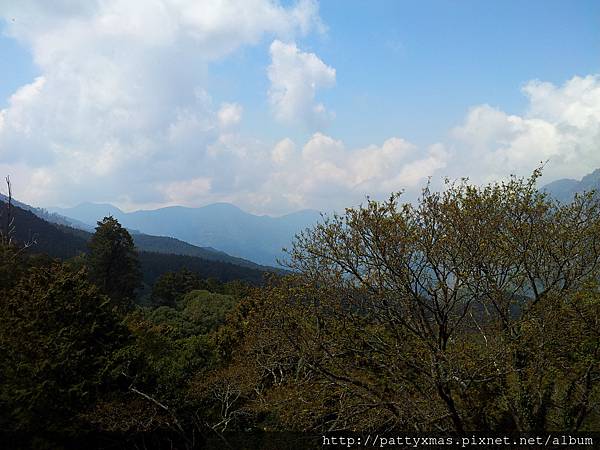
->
left=88, top=216, right=141, bottom=309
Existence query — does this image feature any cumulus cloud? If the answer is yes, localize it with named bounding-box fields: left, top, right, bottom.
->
left=271, top=138, right=295, bottom=164
left=227, top=74, right=600, bottom=214
left=0, top=1, right=599, bottom=216
left=450, top=75, right=600, bottom=184
left=267, top=40, right=336, bottom=129
left=162, top=177, right=212, bottom=205
left=0, top=0, right=322, bottom=207
left=241, top=133, right=446, bottom=213
left=218, top=103, right=243, bottom=129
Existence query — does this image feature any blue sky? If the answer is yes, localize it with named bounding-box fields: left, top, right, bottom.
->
left=0, top=30, right=35, bottom=107
left=1, top=0, right=599, bottom=214
left=210, top=0, right=600, bottom=146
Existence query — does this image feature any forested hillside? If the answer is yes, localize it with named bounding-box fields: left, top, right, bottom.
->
left=7, top=195, right=276, bottom=270
left=2, top=201, right=271, bottom=287
left=2, top=199, right=89, bottom=259
left=2, top=172, right=600, bottom=448
left=131, top=233, right=270, bottom=271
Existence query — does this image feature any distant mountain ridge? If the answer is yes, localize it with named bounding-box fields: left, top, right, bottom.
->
left=543, top=168, right=600, bottom=202
left=17, top=168, right=600, bottom=266
left=50, top=202, right=322, bottom=266
left=2, top=195, right=276, bottom=271
left=1, top=200, right=274, bottom=286
left=0, top=193, right=94, bottom=231
left=49, top=169, right=600, bottom=267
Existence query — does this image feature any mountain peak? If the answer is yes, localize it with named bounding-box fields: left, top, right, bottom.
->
left=581, top=168, right=600, bottom=187
left=543, top=168, right=600, bottom=202
left=74, top=201, right=124, bottom=213
left=201, top=202, right=244, bottom=212
left=48, top=201, right=321, bottom=265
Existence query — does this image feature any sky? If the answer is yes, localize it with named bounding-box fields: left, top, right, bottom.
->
left=0, top=0, right=599, bottom=215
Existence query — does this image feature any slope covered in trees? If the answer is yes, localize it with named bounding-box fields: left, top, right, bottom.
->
left=2, top=172, right=600, bottom=448
left=0, top=199, right=89, bottom=259
left=2, top=201, right=273, bottom=287
left=6, top=195, right=277, bottom=270
left=130, top=233, right=271, bottom=271
left=138, top=251, right=266, bottom=286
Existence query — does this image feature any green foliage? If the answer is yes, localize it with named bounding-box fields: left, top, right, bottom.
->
left=139, top=251, right=267, bottom=287
left=0, top=241, right=26, bottom=290
left=149, top=267, right=255, bottom=307
left=218, top=172, right=600, bottom=433
left=87, top=216, right=141, bottom=309
left=88, top=289, right=239, bottom=434
left=0, top=261, right=130, bottom=434
left=181, top=289, right=238, bottom=334
left=146, top=289, right=237, bottom=339
left=150, top=268, right=206, bottom=307
left=114, top=311, right=216, bottom=405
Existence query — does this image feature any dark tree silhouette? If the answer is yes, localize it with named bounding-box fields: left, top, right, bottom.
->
left=88, top=216, right=141, bottom=309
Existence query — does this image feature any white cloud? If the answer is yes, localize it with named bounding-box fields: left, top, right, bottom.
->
left=0, top=2, right=598, bottom=216
left=524, top=76, right=600, bottom=126
left=0, top=0, right=323, bottom=207
left=271, top=138, right=295, bottom=164
left=238, top=74, right=600, bottom=214
left=218, top=103, right=243, bottom=128
left=451, top=75, right=600, bottom=184
left=382, top=143, right=448, bottom=191
left=243, top=133, right=442, bottom=213
left=268, top=40, right=336, bottom=129
left=162, top=176, right=212, bottom=205
left=301, top=132, right=344, bottom=162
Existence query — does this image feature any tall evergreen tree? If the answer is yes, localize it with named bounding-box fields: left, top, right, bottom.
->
left=0, top=263, right=130, bottom=435
left=88, top=216, right=141, bottom=308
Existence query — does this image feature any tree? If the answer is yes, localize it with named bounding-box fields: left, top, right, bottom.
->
left=151, top=268, right=206, bottom=307
left=0, top=262, right=130, bottom=435
left=238, top=171, right=600, bottom=432
left=1, top=175, right=15, bottom=246
left=88, top=216, right=141, bottom=309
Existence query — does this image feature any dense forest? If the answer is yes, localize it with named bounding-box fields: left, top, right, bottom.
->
left=1, top=171, right=600, bottom=448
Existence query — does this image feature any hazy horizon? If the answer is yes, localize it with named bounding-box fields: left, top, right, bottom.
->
left=44, top=165, right=600, bottom=217
left=50, top=199, right=322, bottom=218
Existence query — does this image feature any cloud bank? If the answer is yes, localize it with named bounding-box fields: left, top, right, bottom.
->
left=451, top=75, right=600, bottom=184
left=0, top=1, right=599, bottom=215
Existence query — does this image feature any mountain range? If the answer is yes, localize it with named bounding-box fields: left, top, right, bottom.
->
left=49, top=202, right=321, bottom=266
left=542, top=168, right=600, bottom=202
left=1, top=194, right=273, bottom=271
left=6, top=167, right=598, bottom=269
left=0, top=200, right=273, bottom=287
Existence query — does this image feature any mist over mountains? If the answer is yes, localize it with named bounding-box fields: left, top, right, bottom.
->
left=1, top=199, right=276, bottom=286
left=14, top=167, right=589, bottom=267
left=50, top=202, right=321, bottom=266
left=542, top=168, right=600, bottom=202
left=0, top=193, right=278, bottom=272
